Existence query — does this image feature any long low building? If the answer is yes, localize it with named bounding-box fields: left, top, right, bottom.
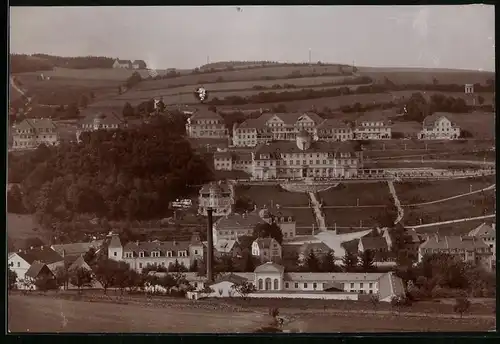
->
left=185, top=262, right=405, bottom=302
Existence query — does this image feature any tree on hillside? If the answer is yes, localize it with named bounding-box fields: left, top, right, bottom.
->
left=305, top=250, right=321, bottom=272
left=7, top=184, right=26, bottom=214
left=253, top=222, right=283, bottom=244
left=360, top=250, right=376, bottom=272
left=342, top=251, right=358, bottom=272
left=94, top=258, right=121, bottom=294
left=320, top=250, right=337, bottom=272
left=122, top=102, right=135, bottom=117
left=79, top=95, right=89, bottom=109
left=69, top=267, right=93, bottom=294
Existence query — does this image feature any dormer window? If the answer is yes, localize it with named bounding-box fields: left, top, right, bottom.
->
left=167, top=251, right=173, bottom=257
left=139, top=251, right=145, bottom=258
left=124, top=252, right=133, bottom=258
left=179, top=250, right=188, bottom=257
left=152, top=251, right=160, bottom=258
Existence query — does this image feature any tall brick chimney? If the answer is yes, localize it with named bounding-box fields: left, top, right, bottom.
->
left=206, top=208, right=215, bottom=283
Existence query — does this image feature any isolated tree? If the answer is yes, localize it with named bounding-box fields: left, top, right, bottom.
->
left=320, top=250, right=337, bottom=272
left=253, top=222, right=283, bottom=244
left=370, top=293, right=380, bottom=310
left=305, top=250, right=321, bottom=272
left=69, top=267, right=93, bottom=294
left=8, top=269, right=18, bottom=291
left=453, top=297, right=471, bottom=318
left=342, top=251, right=359, bottom=272
left=94, top=258, right=120, bottom=294
left=159, top=273, right=177, bottom=294
left=54, top=265, right=70, bottom=290
left=231, top=281, right=257, bottom=301
left=360, top=250, right=376, bottom=272
left=122, top=102, right=135, bottom=117
left=477, top=95, right=485, bottom=105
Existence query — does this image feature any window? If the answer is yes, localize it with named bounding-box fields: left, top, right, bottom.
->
left=369, top=290, right=373, bottom=294
left=294, top=283, right=299, bottom=288
left=152, top=251, right=160, bottom=258
left=17, top=262, right=20, bottom=268
left=274, top=279, right=279, bottom=290
left=139, top=263, right=143, bottom=269
left=194, top=250, right=199, bottom=255
left=350, top=283, right=354, bottom=288
left=285, top=282, right=289, bottom=288
left=167, top=251, right=173, bottom=257
left=360, top=283, right=364, bottom=288
left=304, top=283, right=308, bottom=288
left=9, top=262, right=13, bottom=267
left=258, top=279, right=263, bottom=290
left=139, top=251, right=145, bottom=258
left=114, top=251, right=117, bottom=257
left=194, top=282, right=198, bottom=288
left=313, top=283, right=317, bottom=289
left=369, top=283, right=373, bottom=288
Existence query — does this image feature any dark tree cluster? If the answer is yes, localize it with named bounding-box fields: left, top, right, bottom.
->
left=10, top=54, right=118, bottom=73
left=8, top=117, right=213, bottom=226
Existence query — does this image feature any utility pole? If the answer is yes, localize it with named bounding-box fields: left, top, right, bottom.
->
left=309, top=48, right=312, bottom=65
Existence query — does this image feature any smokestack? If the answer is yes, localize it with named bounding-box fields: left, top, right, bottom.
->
left=206, top=208, right=215, bottom=283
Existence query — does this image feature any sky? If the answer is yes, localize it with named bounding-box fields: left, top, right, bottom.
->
left=9, top=5, right=495, bottom=71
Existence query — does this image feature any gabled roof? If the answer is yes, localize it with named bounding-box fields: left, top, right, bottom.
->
left=254, top=261, right=285, bottom=273
left=25, top=262, right=53, bottom=279
left=214, top=151, right=232, bottom=160
left=16, top=247, right=64, bottom=265
left=284, top=272, right=385, bottom=282
left=215, top=239, right=238, bottom=253
left=468, top=223, right=495, bottom=237
left=115, top=59, right=131, bottom=64
left=299, top=242, right=331, bottom=255
left=253, top=237, right=279, bottom=250
left=316, top=118, right=352, bottom=130
left=420, top=235, right=489, bottom=250
left=15, top=118, right=56, bottom=131
left=210, top=272, right=248, bottom=286
left=255, top=140, right=357, bottom=156
left=237, top=112, right=323, bottom=129
left=51, top=240, right=103, bottom=258
left=79, top=112, right=125, bottom=126
left=215, top=211, right=264, bottom=231
left=359, top=236, right=388, bottom=251
left=108, top=235, right=122, bottom=249
left=199, top=181, right=231, bottom=195
left=422, top=113, right=458, bottom=129
left=68, top=255, right=92, bottom=272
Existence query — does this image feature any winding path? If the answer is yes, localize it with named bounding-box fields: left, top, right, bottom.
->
left=387, top=180, right=404, bottom=225
left=308, top=192, right=327, bottom=232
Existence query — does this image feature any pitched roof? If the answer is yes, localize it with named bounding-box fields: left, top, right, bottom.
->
left=422, top=113, right=458, bottom=129
left=199, top=181, right=231, bottom=195
left=116, top=59, right=131, bottom=64
left=214, top=151, right=232, bottom=160
left=299, top=242, right=331, bottom=255
left=51, top=240, right=104, bottom=258
left=420, top=235, right=489, bottom=250
left=79, top=112, right=125, bottom=126
left=316, top=118, right=352, bottom=130
left=260, top=206, right=295, bottom=220
left=17, top=247, right=64, bottom=265
left=16, top=118, right=56, bottom=131
left=68, top=255, right=92, bottom=272
left=255, top=140, right=357, bottom=156
left=254, top=237, right=279, bottom=249
left=189, top=110, right=223, bottom=121
left=210, top=272, right=249, bottom=286
left=254, top=262, right=285, bottom=273
left=232, top=151, right=253, bottom=162
left=215, top=211, right=264, bottom=231
left=25, top=262, right=52, bottom=279
left=123, top=240, right=190, bottom=255
left=468, top=222, right=495, bottom=238
left=359, top=236, right=388, bottom=251
left=284, top=272, right=385, bottom=282
left=238, top=112, right=323, bottom=129
left=215, top=239, right=238, bottom=253
left=108, top=235, right=122, bottom=249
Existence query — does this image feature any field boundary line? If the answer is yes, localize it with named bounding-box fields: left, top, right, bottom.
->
left=405, top=214, right=496, bottom=229
left=402, top=184, right=496, bottom=207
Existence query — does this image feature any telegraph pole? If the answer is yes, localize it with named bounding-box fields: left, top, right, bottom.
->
left=309, top=48, right=312, bottom=65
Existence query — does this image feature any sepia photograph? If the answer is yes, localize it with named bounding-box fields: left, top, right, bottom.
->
left=7, top=5, right=496, bottom=333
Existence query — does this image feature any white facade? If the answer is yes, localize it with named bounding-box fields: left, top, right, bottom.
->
left=418, top=115, right=460, bottom=140
left=198, top=181, right=234, bottom=217
left=8, top=253, right=31, bottom=281
left=354, top=121, right=392, bottom=140
left=186, top=112, right=228, bottom=139
left=12, top=119, right=59, bottom=150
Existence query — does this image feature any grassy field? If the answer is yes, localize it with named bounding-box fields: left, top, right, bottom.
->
left=7, top=294, right=268, bottom=333
left=451, top=111, right=496, bottom=139
left=415, top=218, right=496, bottom=237
left=7, top=213, right=48, bottom=249
left=365, top=139, right=493, bottom=152
left=389, top=90, right=495, bottom=105
left=15, top=67, right=139, bottom=81
left=317, top=182, right=391, bottom=206
left=323, top=207, right=386, bottom=228
left=402, top=189, right=495, bottom=226
left=395, top=176, right=496, bottom=205
left=235, top=185, right=310, bottom=208
left=292, top=209, right=318, bottom=233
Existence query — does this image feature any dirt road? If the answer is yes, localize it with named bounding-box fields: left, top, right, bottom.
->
left=8, top=295, right=268, bottom=333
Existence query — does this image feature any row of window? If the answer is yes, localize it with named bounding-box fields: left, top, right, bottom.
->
left=261, top=152, right=352, bottom=159
left=16, top=135, right=55, bottom=139
left=16, top=128, right=54, bottom=134
left=195, top=131, right=227, bottom=136
left=193, top=120, right=222, bottom=125
left=81, top=123, right=119, bottom=129
left=319, top=129, right=351, bottom=134
left=123, top=250, right=189, bottom=258
left=256, top=159, right=355, bottom=167
left=356, top=128, right=390, bottom=132
left=360, top=122, right=385, bottom=127
left=136, top=261, right=188, bottom=269
left=13, top=140, right=57, bottom=147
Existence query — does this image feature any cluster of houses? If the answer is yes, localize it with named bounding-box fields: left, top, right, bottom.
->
left=185, top=109, right=462, bottom=144
left=112, top=59, right=147, bottom=70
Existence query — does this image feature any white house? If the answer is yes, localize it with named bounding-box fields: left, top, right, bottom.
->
left=252, top=237, right=282, bottom=263
left=418, top=113, right=460, bottom=140
left=8, top=247, right=65, bottom=284
left=113, top=59, right=132, bottom=69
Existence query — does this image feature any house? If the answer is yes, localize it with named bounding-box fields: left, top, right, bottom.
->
left=354, top=115, right=392, bottom=140
left=251, top=131, right=362, bottom=180
left=259, top=206, right=297, bottom=240
left=358, top=236, right=389, bottom=253
left=198, top=181, right=234, bottom=217
left=186, top=262, right=405, bottom=302
left=232, top=112, right=324, bottom=147
left=314, top=118, right=354, bottom=142
left=51, top=240, right=104, bottom=259
left=213, top=239, right=242, bottom=258
left=418, top=113, right=460, bottom=140
left=213, top=150, right=253, bottom=175
left=11, top=118, right=59, bottom=150
left=8, top=247, right=64, bottom=282
left=23, top=262, right=57, bottom=290
left=297, top=241, right=331, bottom=263
left=185, top=110, right=228, bottom=139
left=418, top=234, right=493, bottom=270
left=113, top=59, right=132, bottom=69
left=131, top=60, right=147, bottom=69
left=76, top=112, right=127, bottom=142
left=252, top=238, right=282, bottom=263
left=107, top=233, right=204, bottom=272
left=213, top=211, right=265, bottom=243
left=468, top=222, right=496, bottom=270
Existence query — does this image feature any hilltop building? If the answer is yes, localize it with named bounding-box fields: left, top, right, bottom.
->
left=418, top=113, right=461, bottom=140
left=186, top=110, right=228, bottom=139
left=112, top=59, right=147, bottom=69
left=76, top=112, right=128, bottom=142
left=11, top=118, right=59, bottom=150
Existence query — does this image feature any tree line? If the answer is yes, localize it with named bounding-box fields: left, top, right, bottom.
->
left=10, top=54, right=119, bottom=73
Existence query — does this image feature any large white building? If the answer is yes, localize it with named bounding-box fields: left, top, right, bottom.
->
left=418, top=113, right=461, bottom=140
left=353, top=117, right=392, bottom=140
left=186, top=110, right=228, bottom=139
left=107, top=233, right=204, bottom=272
left=314, top=118, right=354, bottom=142
left=11, top=118, right=59, bottom=150
left=186, top=262, right=406, bottom=302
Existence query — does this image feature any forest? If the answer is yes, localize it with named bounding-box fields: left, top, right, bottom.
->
left=8, top=115, right=213, bottom=226
left=10, top=54, right=117, bottom=73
